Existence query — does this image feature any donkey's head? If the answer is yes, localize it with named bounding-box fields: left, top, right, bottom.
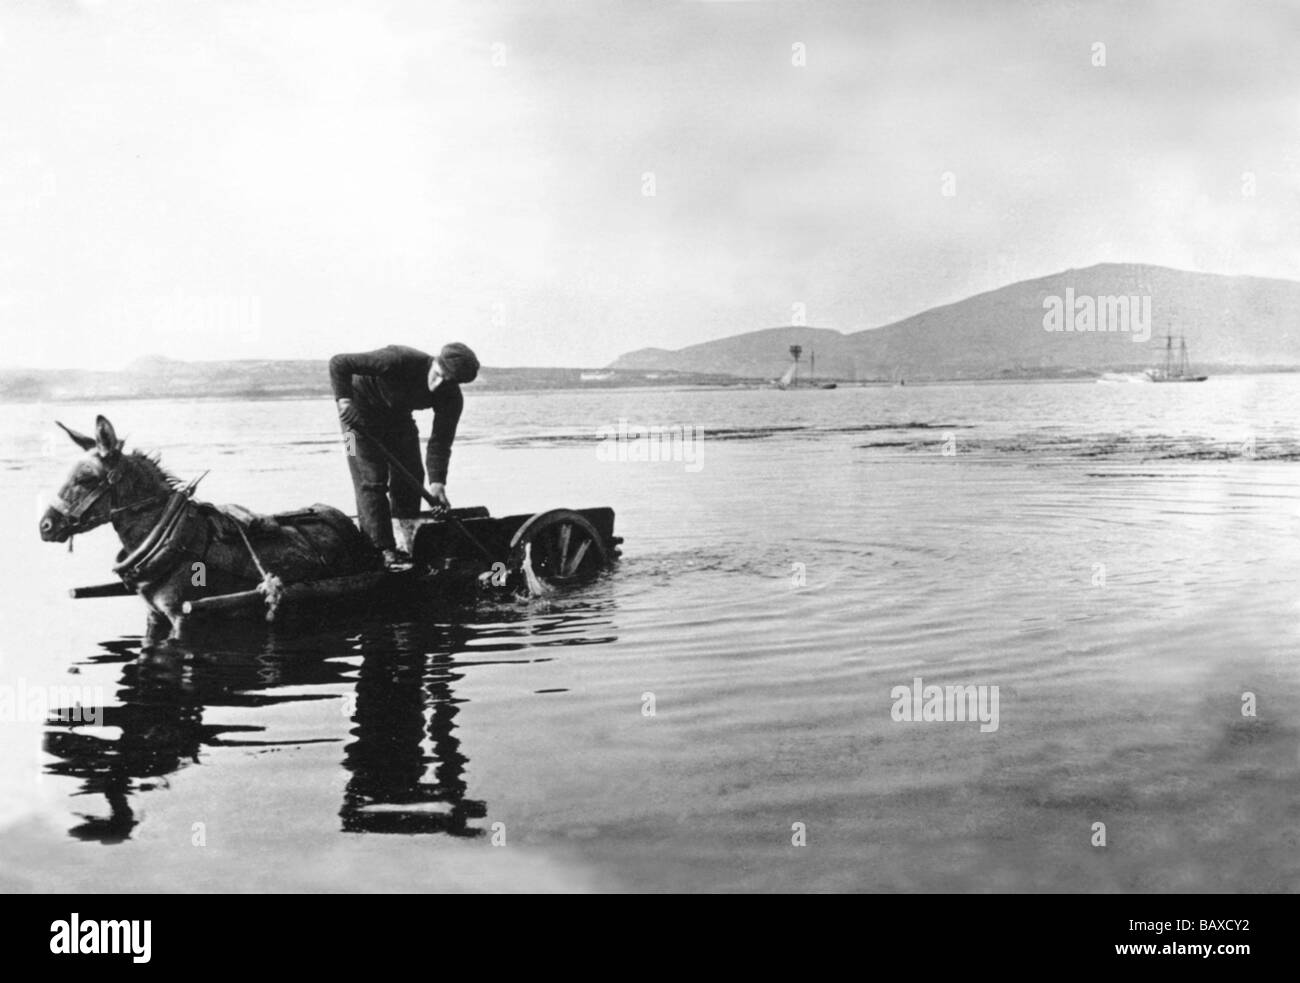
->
left=39, top=415, right=170, bottom=543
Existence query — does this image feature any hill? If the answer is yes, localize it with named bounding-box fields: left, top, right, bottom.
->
left=609, top=264, right=1300, bottom=381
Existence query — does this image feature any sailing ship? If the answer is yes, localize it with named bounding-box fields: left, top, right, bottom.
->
left=810, top=346, right=837, bottom=389
left=1146, top=334, right=1208, bottom=383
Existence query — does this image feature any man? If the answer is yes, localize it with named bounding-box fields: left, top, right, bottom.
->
left=329, top=342, right=480, bottom=568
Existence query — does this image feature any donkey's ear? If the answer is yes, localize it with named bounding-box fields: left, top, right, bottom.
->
left=56, top=421, right=97, bottom=451
left=94, top=415, right=123, bottom=459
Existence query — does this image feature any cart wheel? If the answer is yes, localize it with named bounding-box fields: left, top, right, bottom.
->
left=509, top=509, right=608, bottom=594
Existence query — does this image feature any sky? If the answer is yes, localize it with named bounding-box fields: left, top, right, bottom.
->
left=1, top=0, right=1298, bottom=369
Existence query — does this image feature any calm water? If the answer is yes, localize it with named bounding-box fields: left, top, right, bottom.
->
left=2, top=377, right=1299, bottom=892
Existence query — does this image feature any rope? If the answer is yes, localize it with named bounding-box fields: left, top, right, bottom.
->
left=233, top=522, right=285, bottom=622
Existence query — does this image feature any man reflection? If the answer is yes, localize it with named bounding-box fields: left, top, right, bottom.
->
left=340, top=622, right=485, bottom=836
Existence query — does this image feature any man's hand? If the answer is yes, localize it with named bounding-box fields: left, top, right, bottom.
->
left=426, top=482, right=451, bottom=512
left=336, top=398, right=362, bottom=431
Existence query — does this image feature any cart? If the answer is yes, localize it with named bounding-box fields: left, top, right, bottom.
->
left=156, top=504, right=621, bottom=621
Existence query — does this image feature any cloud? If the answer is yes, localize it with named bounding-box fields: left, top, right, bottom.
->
left=1, top=0, right=1297, bottom=368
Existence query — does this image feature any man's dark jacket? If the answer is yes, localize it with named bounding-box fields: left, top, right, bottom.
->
left=329, top=345, right=463, bottom=483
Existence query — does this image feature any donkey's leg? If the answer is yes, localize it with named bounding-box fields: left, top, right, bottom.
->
left=161, top=598, right=188, bottom=640
left=162, top=593, right=189, bottom=640
left=144, top=607, right=172, bottom=642
left=145, top=578, right=191, bottom=641
left=168, top=614, right=188, bottom=641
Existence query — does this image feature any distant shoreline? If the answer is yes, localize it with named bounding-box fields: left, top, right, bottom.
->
left=3, top=366, right=1297, bottom=404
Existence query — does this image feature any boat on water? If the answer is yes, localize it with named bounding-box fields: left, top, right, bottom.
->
left=774, top=344, right=837, bottom=389
left=809, top=347, right=837, bottom=388
left=1146, top=334, right=1208, bottom=383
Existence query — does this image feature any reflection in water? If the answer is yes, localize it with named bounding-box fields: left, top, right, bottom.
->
left=42, top=601, right=618, bottom=844
left=340, top=622, right=485, bottom=836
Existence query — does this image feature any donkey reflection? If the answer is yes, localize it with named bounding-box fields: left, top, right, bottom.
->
left=43, top=620, right=489, bottom=842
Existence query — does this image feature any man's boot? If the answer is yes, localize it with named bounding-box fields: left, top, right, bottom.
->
left=395, top=518, right=420, bottom=555
left=382, top=548, right=413, bottom=571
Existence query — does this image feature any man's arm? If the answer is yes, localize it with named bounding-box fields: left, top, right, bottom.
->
left=425, top=386, right=464, bottom=486
left=328, top=347, right=404, bottom=400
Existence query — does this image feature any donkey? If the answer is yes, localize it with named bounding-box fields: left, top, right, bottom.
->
left=40, top=415, right=380, bottom=639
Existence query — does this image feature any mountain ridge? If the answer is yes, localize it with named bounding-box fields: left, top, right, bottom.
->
left=609, top=264, right=1300, bottom=380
